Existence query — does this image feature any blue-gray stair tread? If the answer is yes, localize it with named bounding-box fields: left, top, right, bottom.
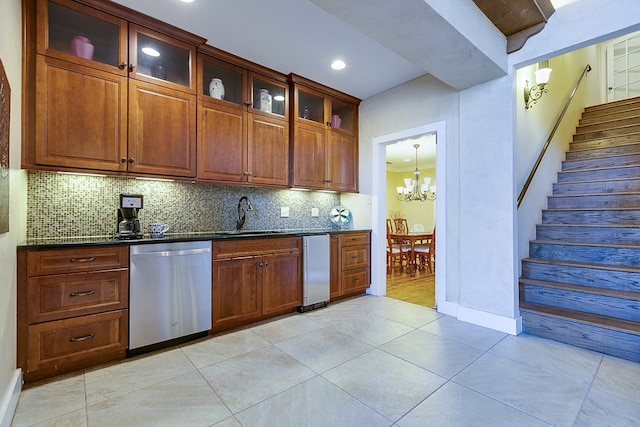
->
left=520, top=302, right=640, bottom=362
left=529, top=240, right=640, bottom=267
left=522, top=258, right=640, bottom=292
left=547, top=193, right=640, bottom=209
left=535, top=224, right=640, bottom=244
left=519, top=278, right=640, bottom=322
left=553, top=178, right=640, bottom=195
left=557, top=165, right=640, bottom=182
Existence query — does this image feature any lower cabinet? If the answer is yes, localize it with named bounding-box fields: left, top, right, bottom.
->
left=330, top=231, right=371, bottom=301
left=212, top=237, right=302, bottom=332
left=17, top=245, right=129, bottom=383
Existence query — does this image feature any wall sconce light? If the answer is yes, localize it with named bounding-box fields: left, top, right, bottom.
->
left=524, top=61, right=552, bottom=109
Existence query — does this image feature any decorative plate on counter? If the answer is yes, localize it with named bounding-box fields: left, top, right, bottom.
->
left=330, top=206, right=351, bottom=228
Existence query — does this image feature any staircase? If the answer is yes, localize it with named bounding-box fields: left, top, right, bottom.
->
left=519, top=96, right=640, bottom=363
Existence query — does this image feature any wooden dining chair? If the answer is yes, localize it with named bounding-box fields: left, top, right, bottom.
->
left=414, top=228, right=435, bottom=274
left=393, top=218, right=410, bottom=235
left=386, top=218, right=395, bottom=234
left=386, top=233, right=407, bottom=274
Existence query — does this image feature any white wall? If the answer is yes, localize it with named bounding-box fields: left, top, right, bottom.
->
left=359, top=73, right=461, bottom=303
left=516, top=45, right=601, bottom=265
left=360, top=0, right=640, bottom=335
left=0, top=0, right=27, bottom=425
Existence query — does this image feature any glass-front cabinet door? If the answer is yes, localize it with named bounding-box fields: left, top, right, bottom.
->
left=296, top=86, right=325, bottom=125
left=38, top=0, right=128, bottom=75
left=129, top=24, right=196, bottom=93
left=200, top=57, right=246, bottom=106
left=250, top=75, right=288, bottom=118
left=331, top=99, right=356, bottom=133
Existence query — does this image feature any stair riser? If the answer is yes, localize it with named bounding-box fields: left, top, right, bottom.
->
left=520, top=284, right=640, bottom=322
left=529, top=242, right=640, bottom=267
left=542, top=209, right=640, bottom=225
left=557, top=166, right=640, bottom=182
left=580, top=108, right=640, bottom=125
left=521, top=310, right=640, bottom=362
left=562, top=154, right=640, bottom=171
left=521, top=261, right=640, bottom=293
left=553, top=179, right=640, bottom=195
left=573, top=125, right=640, bottom=142
left=566, top=144, right=640, bottom=161
left=548, top=194, right=640, bottom=209
left=570, top=135, right=640, bottom=151
left=576, top=117, right=640, bottom=134
left=583, top=97, right=640, bottom=116
left=535, top=225, right=640, bottom=244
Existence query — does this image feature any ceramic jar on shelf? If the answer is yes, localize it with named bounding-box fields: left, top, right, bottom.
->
left=70, top=36, right=94, bottom=60
left=257, top=88, right=272, bottom=113
left=209, top=78, right=225, bottom=100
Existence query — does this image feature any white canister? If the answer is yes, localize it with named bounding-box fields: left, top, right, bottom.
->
left=257, top=89, right=272, bottom=113
left=209, top=78, right=225, bottom=100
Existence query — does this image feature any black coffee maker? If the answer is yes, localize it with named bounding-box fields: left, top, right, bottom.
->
left=117, top=193, right=144, bottom=239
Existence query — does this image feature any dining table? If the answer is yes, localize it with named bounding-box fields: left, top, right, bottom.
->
left=389, top=231, right=433, bottom=277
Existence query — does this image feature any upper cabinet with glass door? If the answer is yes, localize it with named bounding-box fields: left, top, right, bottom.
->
left=37, top=0, right=128, bottom=75
left=129, top=24, right=197, bottom=94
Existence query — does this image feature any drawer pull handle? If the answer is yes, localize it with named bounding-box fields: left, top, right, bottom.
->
left=70, top=290, right=95, bottom=297
left=70, top=333, right=94, bottom=343
left=70, top=257, right=95, bottom=263
left=351, top=255, right=359, bottom=259
left=352, top=279, right=360, bottom=283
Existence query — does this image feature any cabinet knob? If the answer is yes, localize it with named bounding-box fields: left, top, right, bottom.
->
left=121, top=157, right=127, bottom=163
left=128, top=157, right=135, bottom=163
left=118, top=61, right=128, bottom=70
left=264, top=261, right=269, bottom=267
left=326, top=121, right=332, bottom=127
left=259, top=262, right=264, bottom=267
left=244, top=100, right=252, bottom=106
left=128, top=63, right=136, bottom=72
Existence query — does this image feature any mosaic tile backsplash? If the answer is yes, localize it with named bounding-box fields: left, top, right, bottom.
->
left=27, top=171, right=342, bottom=240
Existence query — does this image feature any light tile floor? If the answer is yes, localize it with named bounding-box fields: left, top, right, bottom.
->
left=11, top=295, right=640, bottom=427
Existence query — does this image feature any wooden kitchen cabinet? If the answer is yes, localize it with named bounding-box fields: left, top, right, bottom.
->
left=17, top=245, right=129, bottom=382
left=331, top=231, right=371, bottom=301
left=211, top=237, right=301, bottom=332
left=23, top=0, right=204, bottom=177
left=197, top=46, right=289, bottom=187
left=290, top=74, right=360, bottom=192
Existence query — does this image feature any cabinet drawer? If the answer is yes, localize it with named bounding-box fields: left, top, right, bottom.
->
left=213, top=237, right=301, bottom=259
left=28, top=269, right=129, bottom=323
left=339, top=232, right=370, bottom=246
left=28, top=246, right=128, bottom=276
left=341, top=246, right=370, bottom=270
left=27, top=310, right=127, bottom=372
left=341, top=268, right=370, bottom=294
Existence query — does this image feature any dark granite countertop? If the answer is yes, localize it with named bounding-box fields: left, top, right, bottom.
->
left=17, top=228, right=371, bottom=250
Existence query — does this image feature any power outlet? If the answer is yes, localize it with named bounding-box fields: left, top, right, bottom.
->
left=280, top=207, right=290, bottom=218
left=311, top=208, right=319, bottom=217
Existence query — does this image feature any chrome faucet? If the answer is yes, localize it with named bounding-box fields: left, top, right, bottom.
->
left=236, top=196, right=254, bottom=231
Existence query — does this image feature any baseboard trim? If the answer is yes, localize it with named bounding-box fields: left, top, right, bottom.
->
left=435, top=300, right=458, bottom=317
left=0, top=369, right=22, bottom=427
left=457, top=306, right=522, bottom=335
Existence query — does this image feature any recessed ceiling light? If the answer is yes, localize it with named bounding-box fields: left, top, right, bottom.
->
left=141, top=47, right=160, bottom=57
left=181, top=0, right=195, bottom=3
left=331, top=60, right=346, bottom=70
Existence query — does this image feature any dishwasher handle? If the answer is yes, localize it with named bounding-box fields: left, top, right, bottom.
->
left=131, top=248, right=211, bottom=258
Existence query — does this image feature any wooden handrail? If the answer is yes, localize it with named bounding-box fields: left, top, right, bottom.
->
left=517, top=64, right=592, bottom=208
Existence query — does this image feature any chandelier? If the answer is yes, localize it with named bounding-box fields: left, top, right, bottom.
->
left=396, top=144, right=436, bottom=202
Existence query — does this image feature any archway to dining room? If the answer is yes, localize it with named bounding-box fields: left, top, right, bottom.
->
left=371, top=121, right=447, bottom=311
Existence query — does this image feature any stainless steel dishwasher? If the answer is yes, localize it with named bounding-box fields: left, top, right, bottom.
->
left=129, top=241, right=212, bottom=352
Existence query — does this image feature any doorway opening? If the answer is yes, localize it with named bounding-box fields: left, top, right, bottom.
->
left=370, top=121, right=447, bottom=311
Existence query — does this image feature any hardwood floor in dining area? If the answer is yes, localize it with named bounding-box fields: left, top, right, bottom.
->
left=386, top=268, right=435, bottom=309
